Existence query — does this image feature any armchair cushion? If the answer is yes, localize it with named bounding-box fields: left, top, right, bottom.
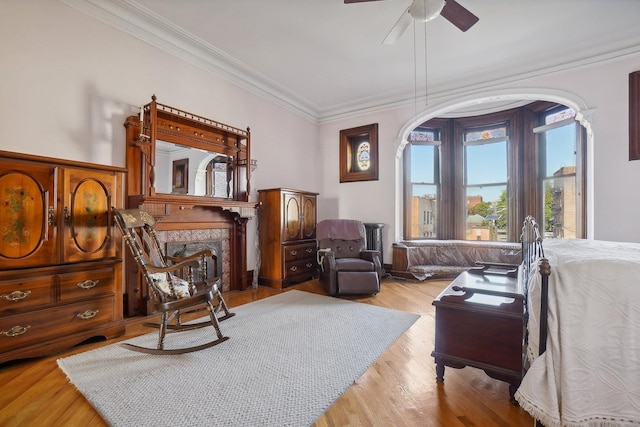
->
left=320, top=238, right=366, bottom=259
left=336, top=271, right=379, bottom=295
left=335, top=258, right=375, bottom=272
left=317, top=219, right=364, bottom=240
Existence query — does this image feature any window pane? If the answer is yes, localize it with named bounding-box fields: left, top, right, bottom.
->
left=410, top=130, right=436, bottom=142
left=544, top=107, right=576, bottom=125
left=356, top=141, right=370, bottom=171
left=542, top=176, right=577, bottom=239
left=411, top=144, right=436, bottom=183
left=465, top=127, right=507, bottom=142
left=411, top=185, right=438, bottom=238
left=407, top=144, right=439, bottom=239
left=465, top=141, right=507, bottom=185
left=539, top=118, right=579, bottom=240
left=544, top=125, right=576, bottom=177
left=465, top=138, right=508, bottom=241
left=466, top=186, right=508, bottom=241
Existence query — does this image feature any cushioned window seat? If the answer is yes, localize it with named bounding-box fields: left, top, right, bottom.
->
left=390, top=240, right=521, bottom=280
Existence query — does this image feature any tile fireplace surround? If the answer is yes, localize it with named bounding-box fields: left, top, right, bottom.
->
left=157, top=228, right=230, bottom=291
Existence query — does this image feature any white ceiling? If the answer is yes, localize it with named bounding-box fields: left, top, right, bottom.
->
left=66, top=0, right=640, bottom=122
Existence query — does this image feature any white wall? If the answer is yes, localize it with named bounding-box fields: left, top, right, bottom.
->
left=2, top=1, right=640, bottom=270
left=0, top=1, right=321, bottom=271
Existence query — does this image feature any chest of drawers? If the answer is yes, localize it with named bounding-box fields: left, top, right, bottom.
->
left=0, top=151, right=125, bottom=363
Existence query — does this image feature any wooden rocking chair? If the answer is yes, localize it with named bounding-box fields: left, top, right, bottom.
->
left=112, top=207, right=235, bottom=355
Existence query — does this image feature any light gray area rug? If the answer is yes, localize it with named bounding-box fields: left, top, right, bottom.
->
left=58, top=290, right=420, bottom=427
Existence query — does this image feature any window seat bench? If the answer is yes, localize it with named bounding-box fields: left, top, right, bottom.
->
left=390, top=240, right=521, bottom=280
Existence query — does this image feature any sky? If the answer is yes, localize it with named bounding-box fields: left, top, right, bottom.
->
left=411, top=122, right=576, bottom=204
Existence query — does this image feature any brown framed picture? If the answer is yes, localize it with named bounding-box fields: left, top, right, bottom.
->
left=172, top=158, right=189, bottom=194
left=339, top=123, right=379, bottom=182
left=630, top=70, right=640, bottom=161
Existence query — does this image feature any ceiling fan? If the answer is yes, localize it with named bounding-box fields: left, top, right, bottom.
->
left=345, top=0, right=479, bottom=45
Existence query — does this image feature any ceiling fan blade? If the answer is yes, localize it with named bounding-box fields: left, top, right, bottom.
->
left=440, top=0, right=479, bottom=32
left=383, top=7, right=412, bottom=45
left=344, top=0, right=385, bottom=3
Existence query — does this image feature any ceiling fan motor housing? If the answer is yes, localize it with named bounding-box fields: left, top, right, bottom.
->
left=409, top=0, right=446, bottom=22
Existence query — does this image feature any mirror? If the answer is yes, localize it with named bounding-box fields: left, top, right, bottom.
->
left=155, top=140, right=234, bottom=198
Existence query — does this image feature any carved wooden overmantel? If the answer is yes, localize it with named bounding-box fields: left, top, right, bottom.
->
left=124, top=96, right=258, bottom=316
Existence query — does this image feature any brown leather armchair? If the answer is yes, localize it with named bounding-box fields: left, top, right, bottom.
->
left=316, top=219, right=382, bottom=296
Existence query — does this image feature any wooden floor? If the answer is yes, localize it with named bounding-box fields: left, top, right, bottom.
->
left=0, top=277, right=534, bottom=426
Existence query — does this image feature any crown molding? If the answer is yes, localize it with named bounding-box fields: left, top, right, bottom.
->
left=319, top=42, right=640, bottom=123
left=60, top=0, right=321, bottom=122
left=60, top=0, right=640, bottom=125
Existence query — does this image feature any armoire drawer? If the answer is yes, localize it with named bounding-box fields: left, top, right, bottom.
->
left=283, top=242, right=316, bottom=262
left=58, top=267, right=115, bottom=302
left=0, top=276, right=54, bottom=314
left=283, top=258, right=315, bottom=279
left=0, top=295, right=115, bottom=353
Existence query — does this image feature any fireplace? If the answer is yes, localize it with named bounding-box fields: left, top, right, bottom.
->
left=165, top=240, right=223, bottom=286
left=121, top=202, right=254, bottom=317
left=156, top=228, right=231, bottom=291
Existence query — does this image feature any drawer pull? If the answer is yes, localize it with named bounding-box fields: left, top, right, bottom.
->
left=63, top=206, right=71, bottom=225
left=289, top=266, right=297, bottom=272
left=77, top=279, right=100, bottom=289
left=290, top=250, right=297, bottom=256
left=306, top=248, right=313, bottom=253
left=1, top=325, right=30, bottom=337
left=306, top=263, right=313, bottom=268
left=48, top=206, right=55, bottom=225
left=77, top=309, right=99, bottom=320
left=1, top=290, right=31, bottom=302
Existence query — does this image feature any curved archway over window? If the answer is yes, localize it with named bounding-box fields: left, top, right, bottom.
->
left=394, top=91, right=593, bottom=242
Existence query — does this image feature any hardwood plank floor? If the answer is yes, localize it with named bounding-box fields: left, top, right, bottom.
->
left=0, top=277, right=534, bottom=426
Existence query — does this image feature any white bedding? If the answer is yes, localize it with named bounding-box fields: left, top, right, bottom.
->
left=515, top=239, right=640, bottom=427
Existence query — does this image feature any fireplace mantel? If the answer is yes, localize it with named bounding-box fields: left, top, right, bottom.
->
left=123, top=96, right=257, bottom=317
left=128, top=194, right=258, bottom=219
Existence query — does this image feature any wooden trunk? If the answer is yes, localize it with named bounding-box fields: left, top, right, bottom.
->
left=431, top=271, right=524, bottom=401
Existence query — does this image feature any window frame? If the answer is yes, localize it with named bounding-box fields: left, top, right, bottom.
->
left=403, top=140, right=441, bottom=239
left=533, top=108, right=585, bottom=238
left=402, top=118, right=452, bottom=239
left=451, top=109, right=521, bottom=240
left=403, top=102, right=585, bottom=242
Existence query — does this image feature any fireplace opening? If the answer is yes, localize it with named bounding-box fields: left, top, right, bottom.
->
left=165, top=240, right=223, bottom=284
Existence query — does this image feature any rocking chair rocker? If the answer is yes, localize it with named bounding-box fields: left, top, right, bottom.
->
left=113, top=207, right=235, bottom=355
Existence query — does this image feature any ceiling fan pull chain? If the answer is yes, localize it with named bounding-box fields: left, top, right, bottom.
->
left=425, top=21, right=429, bottom=106
left=413, top=20, right=418, bottom=119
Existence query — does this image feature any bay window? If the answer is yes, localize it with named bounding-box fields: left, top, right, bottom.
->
left=403, top=101, right=585, bottom=241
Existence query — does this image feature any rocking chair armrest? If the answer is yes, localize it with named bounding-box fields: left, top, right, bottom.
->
left=165, top=249, right=213, bottom=264
left=145, top=259, right=200, bottom=274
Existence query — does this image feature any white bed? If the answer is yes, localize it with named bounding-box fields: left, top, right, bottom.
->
left=515, top=238, right=640, bottom=427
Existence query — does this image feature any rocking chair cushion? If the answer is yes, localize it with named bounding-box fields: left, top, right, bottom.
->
left=149, top=272, right=191, bottom=299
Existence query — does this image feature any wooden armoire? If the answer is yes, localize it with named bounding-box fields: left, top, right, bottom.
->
left=258, top=188, right=318, bottom=288
left=0, top=151, right=126, bottom=364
